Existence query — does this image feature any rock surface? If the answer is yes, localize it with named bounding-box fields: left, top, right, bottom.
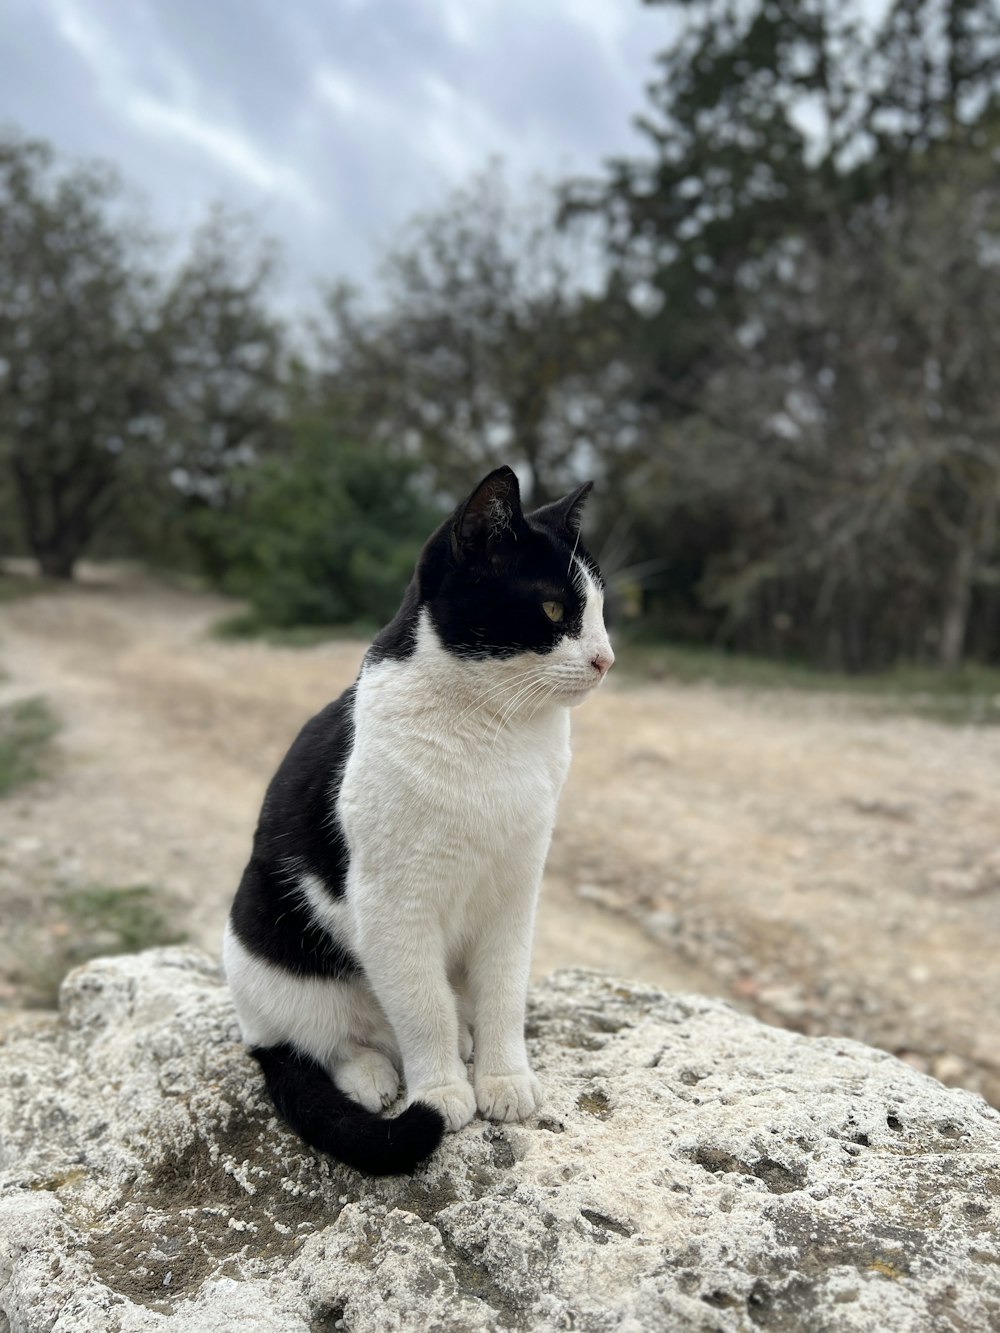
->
left=1, top=950, right=999, bottom=1332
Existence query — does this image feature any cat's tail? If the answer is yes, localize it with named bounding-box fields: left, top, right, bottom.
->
left=251, top=1043, right=445, bottom=1177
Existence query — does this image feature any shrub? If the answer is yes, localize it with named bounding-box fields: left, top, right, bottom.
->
left=196, top=428, right=442, bottom=629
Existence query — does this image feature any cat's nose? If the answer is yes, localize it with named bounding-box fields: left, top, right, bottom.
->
left=591, top=650, right=614, bottom=677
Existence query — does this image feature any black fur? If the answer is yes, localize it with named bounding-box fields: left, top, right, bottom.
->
left=367, top=466, right=600, bottom=664
left=252, top=1044, right=445, bottom=1176
left=230, top=690, right=358, bottom=978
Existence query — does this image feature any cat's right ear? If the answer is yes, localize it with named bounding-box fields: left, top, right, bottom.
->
left=451, top=466, right=525, bottom=562
left=530, top=481, right=594, bottom=538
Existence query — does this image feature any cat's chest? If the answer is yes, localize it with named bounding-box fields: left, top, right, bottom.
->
left=339, top=668, right=570, bottom=848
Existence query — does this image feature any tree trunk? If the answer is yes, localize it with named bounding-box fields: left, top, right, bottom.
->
left=37, top=547, right=77, bottom=580
left=939, top=537, right=975, bottom=669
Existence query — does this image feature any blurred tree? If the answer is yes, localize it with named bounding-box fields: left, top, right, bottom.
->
left=566, top=0, right=1000, bottom=667
left=693, top=140, right=1000, bottom=668
left=569, top=0, right=999, bottom=411
left=157, top=210, right=289, bottom=537
left=0, top=132, right=160, bottom=577
left=315, top=171, right=619, bottom=506
left=197, top=424, right=440, bottom=627
left=0, top=135, right=292, bottom=579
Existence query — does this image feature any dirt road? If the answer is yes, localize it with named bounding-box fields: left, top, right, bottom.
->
left=2, top=569, right=998, bottom=1104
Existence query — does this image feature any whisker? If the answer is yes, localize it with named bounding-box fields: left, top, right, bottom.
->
left=489, top=673, right=551, bottom=746
left=494, top=673, right=548, bottom=727
left=452, top=672, right=541, bottom=727
left=567, top=525, right=582, bottom=577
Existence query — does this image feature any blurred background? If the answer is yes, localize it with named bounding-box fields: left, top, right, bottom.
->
left=1, top=0, right=999, bottom=1106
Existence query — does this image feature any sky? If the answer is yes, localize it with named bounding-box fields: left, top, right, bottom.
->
left=1, top=0, right=672, bottom=300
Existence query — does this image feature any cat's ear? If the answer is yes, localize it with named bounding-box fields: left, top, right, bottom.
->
left=530, top=481, right=594, bottom=538
left=451, top=466, right=525, bottom=561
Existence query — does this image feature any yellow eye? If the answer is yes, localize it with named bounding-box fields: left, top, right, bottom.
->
left=542, top=600, right=564, bottom=623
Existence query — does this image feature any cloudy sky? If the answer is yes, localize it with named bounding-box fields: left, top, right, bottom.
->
left=2, top=0, right=672, bottom=297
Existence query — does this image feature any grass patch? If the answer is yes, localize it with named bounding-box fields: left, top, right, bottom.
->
left=0, top=696, right=60, bottom=795
left=15, top=884, right=187, bottom=1007
left=62, top=884, right=187, bottom=956
left=0, top=571, right=54, bottom=602
left=614, top=640, right=1000, bottom=725
left=210, top=610, right=372, bottom=647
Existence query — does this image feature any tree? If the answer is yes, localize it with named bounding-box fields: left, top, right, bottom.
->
left=0, top=133, right=160, bottom=577
left=158, top=210, right=288, bottom=502
left=149, top=209, right=291, bottom=577
left=197, top=425, right=441, bottom=628
left=563, top=0, right=1000, bottom=667
left=570, top=0, right=999, bottom=403
left=315, top=171, right=618, bottom=506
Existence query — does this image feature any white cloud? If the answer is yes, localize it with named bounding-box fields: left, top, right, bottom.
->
left=127, top=95, right=320, bottom=214
left=46, top=0, right=319, bottom=214
left=14, top=0, right=667, bottom=294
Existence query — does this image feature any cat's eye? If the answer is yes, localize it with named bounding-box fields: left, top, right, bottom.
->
left=542, top=600, right=564, bottom=623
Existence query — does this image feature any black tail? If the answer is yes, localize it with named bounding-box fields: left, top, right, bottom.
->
left=251, top=1044, right=445, bottom=1177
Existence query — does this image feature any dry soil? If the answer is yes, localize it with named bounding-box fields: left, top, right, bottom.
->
left=1, top=568, right=998, bottom=1104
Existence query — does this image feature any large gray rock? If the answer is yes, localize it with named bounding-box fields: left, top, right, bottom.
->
left=1, top=949, right=998, bottom=1332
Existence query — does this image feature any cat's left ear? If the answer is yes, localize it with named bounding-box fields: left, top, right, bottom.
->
left=529, top=481, right=594, bottom=538
left=451, top=465, right=526, bottom=562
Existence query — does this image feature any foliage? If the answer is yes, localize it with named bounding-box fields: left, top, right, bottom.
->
left=16, top=884, right=185, bottom=1008
left=0, top=696, right=59, bottom=796
left=0, top=135, right=289, bottom=579
left=316, top=171, right=620, bottom=505
left=154, top=209, right=290, bottom=577
left=61, top=884, right=186, bottom=956
left=567, top=0, right=1000, bottom=668
left=196, top=426, right=441, bottom=628
left=0, top=133, right=161, bottom=578
left=3, top=2, right=1000, bottom=669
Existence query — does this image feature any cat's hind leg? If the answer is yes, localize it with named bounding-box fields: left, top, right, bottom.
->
left=333, top=1047, right=400, bottom=1112
left=223, top=920, right=399, bottom=1096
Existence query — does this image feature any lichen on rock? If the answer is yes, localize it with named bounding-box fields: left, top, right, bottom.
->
left=1, top=949, right=999, bottom=1331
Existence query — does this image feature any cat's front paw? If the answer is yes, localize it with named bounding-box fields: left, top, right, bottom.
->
left=475, top=1071, right=544, bottom=1123
left=409, top=1079, right=476, bottom=1132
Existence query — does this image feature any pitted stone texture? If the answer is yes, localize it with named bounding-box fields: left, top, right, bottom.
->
left=1, top=949, right=998, bottom=1331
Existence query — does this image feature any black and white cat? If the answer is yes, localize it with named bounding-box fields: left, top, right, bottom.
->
left=223, top=465, right=614, bottom=1175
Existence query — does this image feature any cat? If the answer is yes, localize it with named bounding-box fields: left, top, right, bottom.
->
left=223, top=465, right=614, bottom=1176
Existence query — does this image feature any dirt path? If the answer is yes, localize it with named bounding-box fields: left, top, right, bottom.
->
left=2, top=570, right=999, bottom=1105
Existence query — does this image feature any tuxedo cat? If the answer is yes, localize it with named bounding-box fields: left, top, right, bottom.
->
left=223, top=465, right=614, bottom=1175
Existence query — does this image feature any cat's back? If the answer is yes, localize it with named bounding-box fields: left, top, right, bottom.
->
left=254, top=686, right=357, bottom=851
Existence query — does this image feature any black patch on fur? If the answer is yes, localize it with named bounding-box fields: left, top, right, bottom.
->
left=365, top=578, right=421, bottom=665
left=230, top=689, right=360, bottom=978
left=252, top=1044, right=445, bottom=1176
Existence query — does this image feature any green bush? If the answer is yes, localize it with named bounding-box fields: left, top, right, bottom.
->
left=196, top=429, right=442, bottom=629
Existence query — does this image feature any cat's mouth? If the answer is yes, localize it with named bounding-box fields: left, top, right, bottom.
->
left=556, top=679, right=600, bottom=705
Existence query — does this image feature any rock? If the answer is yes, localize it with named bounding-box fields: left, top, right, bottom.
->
left=0, top=950, right=998, bottom=1332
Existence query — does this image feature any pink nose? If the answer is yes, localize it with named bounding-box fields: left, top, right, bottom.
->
left=591, top=651, right=614, bottom=677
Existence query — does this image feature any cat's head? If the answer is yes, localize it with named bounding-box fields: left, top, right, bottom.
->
left=416, top=466, right=614, bottom=707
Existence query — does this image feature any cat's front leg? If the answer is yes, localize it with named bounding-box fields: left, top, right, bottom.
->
left=353, top=889, right=475, bottom=1132
left=467, top=879, right=544, bottom=1123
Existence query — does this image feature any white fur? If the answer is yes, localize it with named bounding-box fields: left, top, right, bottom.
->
left=225, top=566, right=613, bottom=1130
